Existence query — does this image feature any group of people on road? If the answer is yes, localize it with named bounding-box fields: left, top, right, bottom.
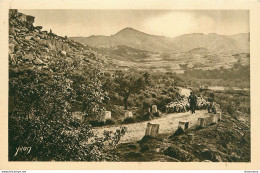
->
left=188, top=91, right=215, bottom=114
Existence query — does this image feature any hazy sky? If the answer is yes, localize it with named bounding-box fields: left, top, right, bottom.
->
left=19, top=10, right=249, bottom=38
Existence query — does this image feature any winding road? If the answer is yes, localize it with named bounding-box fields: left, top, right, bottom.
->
left=92, top=110, right=208, bottom=143
left=92, top=87, right=206, bottom=143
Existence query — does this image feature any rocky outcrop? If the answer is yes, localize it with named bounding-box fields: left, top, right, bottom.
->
left=9, top=9, right=97, bottom=69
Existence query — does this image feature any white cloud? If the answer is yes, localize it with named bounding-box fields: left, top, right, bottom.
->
left=19, top=10, right=249, bottom=37
left=144, top=12, right=216, bottom=37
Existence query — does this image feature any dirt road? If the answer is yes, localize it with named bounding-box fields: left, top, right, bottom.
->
left=93, top=110, right=208, bottom=143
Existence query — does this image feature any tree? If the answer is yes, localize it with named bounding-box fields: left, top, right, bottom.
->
left=113, top=70, right=150, bottom=110
left=70, top=67, right=108, bottom=120
left=9, top=54, right=124, bottom=161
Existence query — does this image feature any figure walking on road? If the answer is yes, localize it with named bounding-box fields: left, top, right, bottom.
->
left=188, top=92, right=197, bottom=114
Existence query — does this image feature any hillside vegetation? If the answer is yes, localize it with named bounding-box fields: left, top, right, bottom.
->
left=9, top=10, right=250, bottom=162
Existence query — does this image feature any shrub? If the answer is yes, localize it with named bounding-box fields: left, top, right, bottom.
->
left=167, top=86, right=174, bottom=93
left=143, top=100, right=151, bottom=109
left=153, top=111, right=160, bottom=117
left=171, top=127, right=185, bottom=137
left=105, top=119, right=115, bottom=125
left=89, top=120, right=105, bottom=127
left=142, top=112, right=153, bottom=121
left=151, top=93, right=157, bottom=98
left=164, top=146, right=194, bottom=161
left=122, top=117, right=135, bottom=124
left=140, top=145, right=150, bottom=152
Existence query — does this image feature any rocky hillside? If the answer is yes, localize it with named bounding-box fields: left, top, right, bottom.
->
left=9, top=10, right=100, bottom=70
left=71, top=27, right=249, bottom=54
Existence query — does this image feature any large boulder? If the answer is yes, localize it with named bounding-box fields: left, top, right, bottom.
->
left=26, top=15, right=35, bottom=24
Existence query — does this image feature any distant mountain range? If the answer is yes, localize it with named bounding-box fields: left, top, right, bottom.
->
left=70, top=27, right=249, bottom=54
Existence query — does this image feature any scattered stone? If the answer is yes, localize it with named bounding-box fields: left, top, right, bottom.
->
left=20, top=28, right=28, bottom=33
left=42, top=47, right=49, bottom=53
left=61, top=51, right=67, bottom=56
left=154, top=148, right=160, bottom=153
left=23, top=53, right=35, bottom=61
left=14, top=28, right=21, bottom=33
left=25, top=36, right=32, bottom=41
left=33, top=58, right=44, bottom=65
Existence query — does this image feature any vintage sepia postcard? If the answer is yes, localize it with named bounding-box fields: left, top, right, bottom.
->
left=0, top=0, right=260, bottom=170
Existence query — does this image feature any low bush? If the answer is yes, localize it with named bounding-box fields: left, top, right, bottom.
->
left=142, top=112, right=153, bottom=121
left=105, top=119, right=115, bottom=125
left=89, top=120, right=105, bottom=127
left=122, top=117, right=135, bottom=124
left=153, top=112, right=160, bottom=117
